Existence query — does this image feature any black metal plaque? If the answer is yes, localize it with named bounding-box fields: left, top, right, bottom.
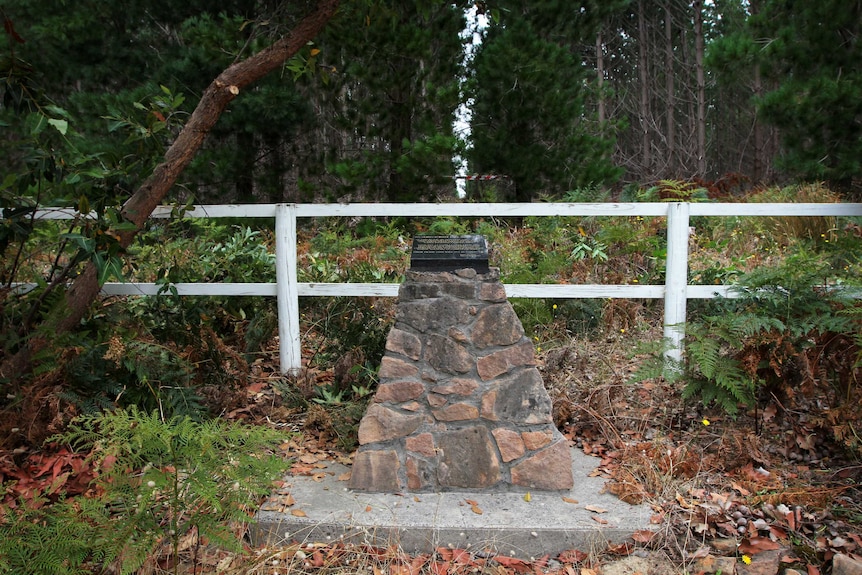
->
left=410, top=234, right=489, bottom=273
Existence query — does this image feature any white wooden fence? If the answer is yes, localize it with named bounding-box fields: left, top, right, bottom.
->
left=30, top=202, right=862, bottom=374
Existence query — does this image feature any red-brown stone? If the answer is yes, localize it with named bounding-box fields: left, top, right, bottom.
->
left=374, top=381, right=424, bottom=403
left=432, top=378, right=478, bottom=396
left=357, top=404, right=424, bottom=445
left=427, top=393, right=447, bottom=407
left=432, top=402, right=479, bottom=422
left=379, top=356, right=419, bottom=378
left=405, top=432, right=436, bottom=457
left=477, top=340, right=535, bottom=380
left=406, top=456, right=430, bottom=490
left=448, top=327, right=468, bottom=343
left=349, top=450, right=401, bottom=492
left=492, top=428, right=525, bottom=462
left=480, top=390, right=498, bottom=421
left=510, top=439, right=574, bottom=490
left=522, top=430, right=553, bottom=450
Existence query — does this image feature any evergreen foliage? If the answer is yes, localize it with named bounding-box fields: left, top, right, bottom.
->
left=467, top=1, right=625, bottom=201
left=701, top=0, right=764, bottom=180
left=85, top=407, right=285, bottom=571
left=679, top=252, right=860, bottom=415
left=5, top=0, right=862, bottom=203
left=756, top=1, right=862, bottom=190
left=1, top=407, right=290, bottom=575
left=1, top=0, right=317, bottom=204
left=681, top=312, right=768, bottom=414
left=712, top=0, right=862, bottom=191
left=311, top=0, right=468, bottom=201
left=62, top=337, right=203, bottom=418
left=0, top=494, right=117, bottom=575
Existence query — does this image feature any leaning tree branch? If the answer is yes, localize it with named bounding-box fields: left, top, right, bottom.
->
left=0, top=0, right=341, bottom=382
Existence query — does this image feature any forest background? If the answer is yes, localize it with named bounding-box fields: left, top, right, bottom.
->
left=1, top=1, right=862, bottom=574
left=3, top=0, right=861, bottom=208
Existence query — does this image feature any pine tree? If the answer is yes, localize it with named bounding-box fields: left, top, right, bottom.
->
left=467, top=0, right=626, bottom=201
left=749, top=0, right=862, bottom=192
left=705, top=0, right=779, bottom=183
left=308, top=0, right=467, bottom=202
left=2, top=0, right=321, bottom=204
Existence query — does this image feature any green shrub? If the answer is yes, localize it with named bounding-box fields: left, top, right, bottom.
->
left=102, top=408, right=284, bottom=572
left=510, top=298, right=554, bottom=340
left=47, top=287, right=262, bottom=419
left=556, top=299, right=603, bottom=336
left=561, top=186, right=610, bottom=203
left=426, top=217, right=472, bottom=235
left=303, top=297, right=392, bottom=378
left=1, top=407, right=290, bottom=575
left=61, top=336, right=203, bottom=417
left=636, top=179, right=709, bottom=202
left=680, top=311, right=771, bottom=414
left=134, top=219, right=276, bottom=284
left=681, top=252, right=859, bottom=415
left=0, top=495, right=117, bottom=575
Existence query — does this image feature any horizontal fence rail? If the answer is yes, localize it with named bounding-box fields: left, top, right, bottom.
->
left=22, top=202, right=862, bottom=374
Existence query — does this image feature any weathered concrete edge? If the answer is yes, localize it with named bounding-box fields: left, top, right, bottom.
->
left=249, top=447, right=655, bottom=557
left=248, top=517, right=637, bottom=557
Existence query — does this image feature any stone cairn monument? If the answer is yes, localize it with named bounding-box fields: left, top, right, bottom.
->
left=349, top=235, right=574, bottom=492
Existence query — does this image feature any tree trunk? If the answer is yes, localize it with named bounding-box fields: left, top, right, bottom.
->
left=693, top=0, right=706, bottom=177
left=596, top=29, right=605, bottom=124
left=664, top=1, right=675, bottom=174
left=236, top=131, right=257, bottom=203
left=753, top=62, right=764, bottom=182
left=638, top=0, right=651, bottom=175
left=0, top=0, right=341, bottom=383
left=748, top=0, right=764, bottom=182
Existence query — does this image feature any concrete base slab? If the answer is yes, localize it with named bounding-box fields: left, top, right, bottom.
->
left=250, top=448, right=654, bottom=558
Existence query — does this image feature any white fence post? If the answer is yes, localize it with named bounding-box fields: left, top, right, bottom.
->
left=663, top=202, right=691, bottom=364
left=275, top=204, right=301, bottom=375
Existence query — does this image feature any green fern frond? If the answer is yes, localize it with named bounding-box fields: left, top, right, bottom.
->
left=20, top=407, right=294, bottom=574
left=0, top=495, right=118, bottom=575
left=687, top=336, right=722, bottom=380
left=712, top=356, right=755, bottom=403
left=728, top=313, right=785, bottom=340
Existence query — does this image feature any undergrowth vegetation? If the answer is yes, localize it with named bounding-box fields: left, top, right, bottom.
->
left=0, top=407, right=290, bottom=575
left=1, top=181, right=861, bottom=572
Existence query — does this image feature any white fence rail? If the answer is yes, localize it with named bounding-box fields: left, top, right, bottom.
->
left=26, top=202, right=862, bottom=374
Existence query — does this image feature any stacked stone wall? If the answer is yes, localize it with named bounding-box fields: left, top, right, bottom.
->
left=349, top=268, right=574, bottom=492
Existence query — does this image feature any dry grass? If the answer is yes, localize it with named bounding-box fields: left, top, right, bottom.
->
left=748, top=183, right=842, bottom=244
